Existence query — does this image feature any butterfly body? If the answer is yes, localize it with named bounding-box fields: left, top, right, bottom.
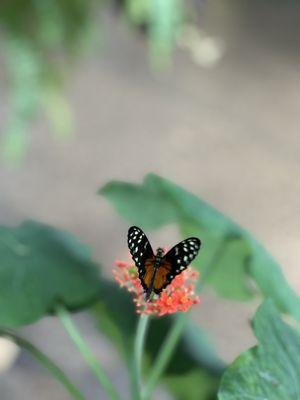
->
left=127, top=226, right=201, bottom=301
left=144, top=247, right=165, bottom=301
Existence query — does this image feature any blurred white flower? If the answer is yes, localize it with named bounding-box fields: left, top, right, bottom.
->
left=178, top=24, right=225, bottom=68
left=0, top=337, right=19, bottom=373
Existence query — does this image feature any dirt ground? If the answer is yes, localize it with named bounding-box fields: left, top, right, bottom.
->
left=0, top=0, right=300, bottom=398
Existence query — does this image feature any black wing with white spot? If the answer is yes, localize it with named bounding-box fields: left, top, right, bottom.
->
left=127, top=226, right=154, bottom=279
left=163, top=237, right=201, bottom=280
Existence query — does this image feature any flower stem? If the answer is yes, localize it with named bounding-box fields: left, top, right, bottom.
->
left=56, top=305, right=120, bottom=400
left=0, top=328, right=85, bottom=400
left=142, top=237, right=228, bottom=399
left=132, top=314, right=150, bottom=399
left=142, top=312, right=188, bottom=400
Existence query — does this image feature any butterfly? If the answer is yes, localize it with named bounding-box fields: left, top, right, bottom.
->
left=127, top=226, right=201, bottom=301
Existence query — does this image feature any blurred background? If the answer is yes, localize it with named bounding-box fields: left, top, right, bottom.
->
left=0, top=0, right=300, bottom=398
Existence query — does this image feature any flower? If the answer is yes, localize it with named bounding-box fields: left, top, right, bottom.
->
left=113, top=256, right=200, bottom=316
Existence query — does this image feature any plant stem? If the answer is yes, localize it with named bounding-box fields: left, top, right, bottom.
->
left=0, top=328, right=85, bottom=400
left=142, top=312, right=188, bottom=400
left=132, top=314, right=150, bottom=399
left=142, top=237, right=228, bottom=400
left=56, top=306, right=119, bottom=400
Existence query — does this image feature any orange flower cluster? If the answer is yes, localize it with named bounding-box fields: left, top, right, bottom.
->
left=113, top=258, right=200, bottom=316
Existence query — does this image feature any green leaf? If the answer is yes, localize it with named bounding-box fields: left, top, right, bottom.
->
left=180, top=221, right=253, bottom=300
left=92, top=280, right=137, bottom=362
left=218, top=300, right=300, bottom=399
left=99, top=177, right=178, bottom=229
left=92, top=279, right=225, bottom=396
left=0, top=220, right=101, bottom=327
left=99, top=174, right=300, bottom=321
left=164, top=369, right=219, bottom=400
left=182, top=321, right=227, bottom=375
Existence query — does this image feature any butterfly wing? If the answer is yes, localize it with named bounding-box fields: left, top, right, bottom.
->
left=127, top=226, right=155, bottom=292
left=152, top=237, right=201, bottom=294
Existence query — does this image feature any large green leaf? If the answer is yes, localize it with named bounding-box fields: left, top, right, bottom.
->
left=218, top=300, right=300, bottom=399
left=92, top=280, right=137, bottom=362
left=93, top=279, right=225, bottom=396
left=164, top=369, right=219, bottom=400
left=99, top=174, right=300, bottom=320
left=0, top=220, right=101, bottom=327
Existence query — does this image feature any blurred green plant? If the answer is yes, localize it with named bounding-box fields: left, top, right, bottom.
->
left=0, top=0, right=99, bottom=163
left=0, top=220, right=101, bottom=327
left=0, top=175, right=299, bottom=399
left=126, top=0, right=182, bottom=67
left=0, top=0, right=184, bottom=163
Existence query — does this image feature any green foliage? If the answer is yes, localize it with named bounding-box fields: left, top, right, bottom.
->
left=93, top=280, right=137, bottom=362
left=0, top=0, right=98, bottom=163
left=0, top=220, right=101, bottom=327
left=125, top=0, right=182, bottom=66
left=0, top=173, right=298, bottom=399
left=165, top=369, right=219, bottom=400
left=93, top=279, right=225, bottom=397
left=148, top=0, right=182, bottom=67
left=0, top=0, right=186, bottom=162
left=99, top=174, right=300, bottom=321
left=218, top=300, right=300, bottom=399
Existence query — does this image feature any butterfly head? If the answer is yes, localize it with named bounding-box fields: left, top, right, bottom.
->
left=156, top=247, right=165, bottom=257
